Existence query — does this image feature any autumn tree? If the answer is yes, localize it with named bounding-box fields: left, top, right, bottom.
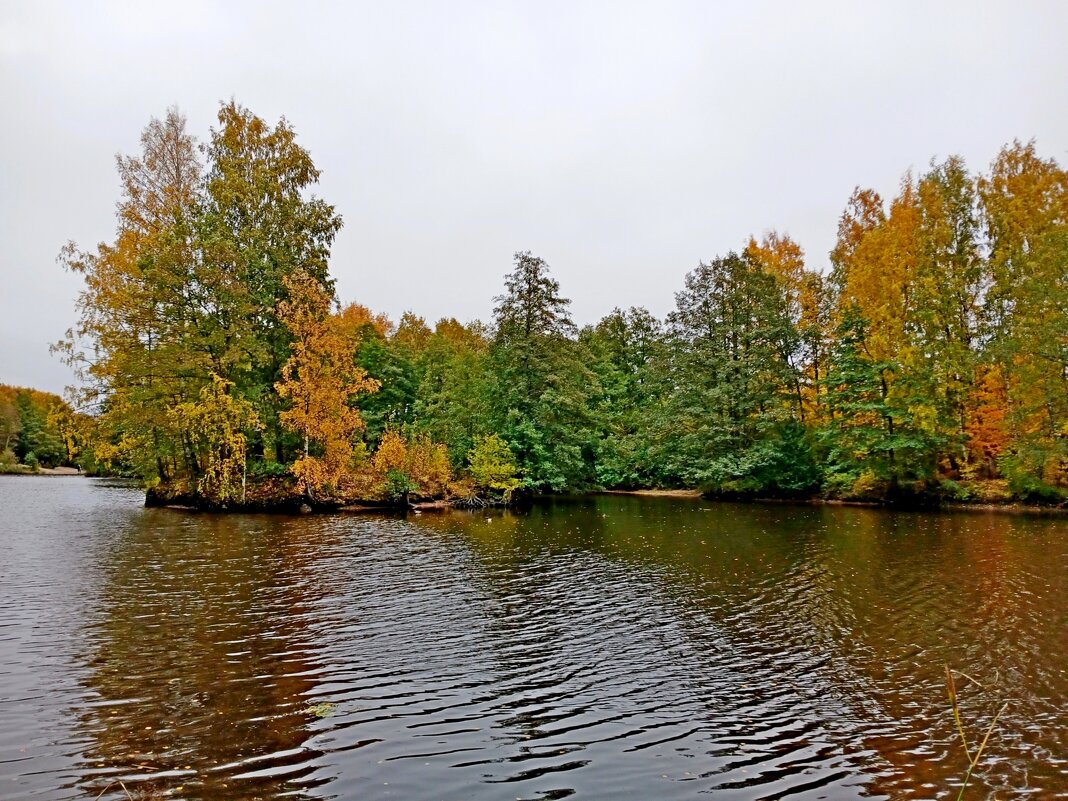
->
left=745, top=231, right=831, bottom=418
left=824, top=169, right=978, bottom=487
left=170, top=375, right=260, bottom=504
left=371, top=429, right=452, bottom=502
left=833, top=177, right=921, bottom=365
left=907, top=157, right=986, bottom=470
left=819, top=307, right=941, bottom=497
left=59, top=108, right=205, bottom=481
left=61, top=103, right=346, bottom=500
left=46, top=401, right=83, bottom=466
left=979, top=140, right=1068, bottom=487
left=829, top=188, right=886, bottom=295
left=198, top=101, right=343, bottom=462
left=276, top=271, right=379, bottom=501
left=963, top=365, right=1010, bottom=478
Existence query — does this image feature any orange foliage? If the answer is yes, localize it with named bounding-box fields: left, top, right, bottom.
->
left=277, top=272, right=379, bottom=500
left=964, top=366, right=1010, bottom=478
left=745, top=231, right=805, bottom=298
left=337, top=303, right=393, bottom=341
left=836, top=177, right=920, bottom=364
left=371, top=429, right=451, bottom=499
left=745, top=231, right=828, bottom=419
left=830, top=187, right=885, bottom=275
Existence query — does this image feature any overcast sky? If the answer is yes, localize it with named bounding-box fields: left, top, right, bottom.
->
left=2, top=1, right=1066, bottom=394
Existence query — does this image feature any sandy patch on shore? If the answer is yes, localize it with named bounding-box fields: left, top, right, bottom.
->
left=601, top=488, right=703, bottom=498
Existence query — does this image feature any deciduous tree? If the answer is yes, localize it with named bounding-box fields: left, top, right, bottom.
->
left=199, top=101, right=343, bottom=462
left=276, top=271, right=378, bottom=500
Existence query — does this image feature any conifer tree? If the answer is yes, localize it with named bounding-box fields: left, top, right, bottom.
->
left=489, top=252, right=598, bottom=490
left=659, top=252, right=814, bottom=492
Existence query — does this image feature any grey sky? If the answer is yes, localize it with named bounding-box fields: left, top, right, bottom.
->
left=2, top=1, right=1066, bottom=395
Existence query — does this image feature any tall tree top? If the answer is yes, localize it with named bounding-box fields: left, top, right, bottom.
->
left=493, top=251, right=575, bottom=341
left=202, top=101, right=343, bottom=301
left=115, top=107, right=201, bottom=237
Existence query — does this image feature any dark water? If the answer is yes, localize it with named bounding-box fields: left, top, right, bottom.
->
left=1, top=478, right=1067, bottom=800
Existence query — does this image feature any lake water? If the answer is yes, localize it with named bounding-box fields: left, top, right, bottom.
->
left=1, top=476, right=1066, bottom=800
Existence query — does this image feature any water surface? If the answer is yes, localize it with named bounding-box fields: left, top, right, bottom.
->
left=1, top=476, right=1066, bottom=799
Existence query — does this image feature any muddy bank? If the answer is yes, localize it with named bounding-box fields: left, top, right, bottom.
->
left=144, top=478, right=499, bottom=514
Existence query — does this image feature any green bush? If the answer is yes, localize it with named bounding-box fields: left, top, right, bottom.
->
left=24, top=451, right=39, bottom=471
left=938, top=479, right=975, bottom=503
left=247, top=459, right=290, bottom=478
left=1000, top=455, right=1068, bottom=505
left=384, top=469, right=415, bottom=501
left=467, top=434, right=522, bottom=501
left=749, top=422, right=822, bottom=496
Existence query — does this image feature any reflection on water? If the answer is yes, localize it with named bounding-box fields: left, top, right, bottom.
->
left=76, top=512, right=331, bottom=798
left=1, top=478, right=1066, bottom=799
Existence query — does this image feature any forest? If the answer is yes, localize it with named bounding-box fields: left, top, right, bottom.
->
left=0, top=384, right=80, bottom=472
left=53, top=103, right=1068, bottom=508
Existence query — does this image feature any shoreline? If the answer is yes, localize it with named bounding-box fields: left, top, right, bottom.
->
left=677, top=492, right=1066, bottom=516
left=0, top=466, right=85, bottom=477
left=139, top=481, right=1068, bottom=517
left=601, top=488, right=703, bottom=498
left=605, top=489, right=1067, bottom=516
left=2, top=473, right=1058, bottom=516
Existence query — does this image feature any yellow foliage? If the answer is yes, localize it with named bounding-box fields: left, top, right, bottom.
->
left=850, top=470, right=881, bottom=499
left=745, top=231, right=805, bottom=302
left=745, top=231, right=829, bottom=420
left=170, top=374, right=260, bottom=503
left=337, top=303, right=394, bottom=341
left=409, top=435, right=452, bottom=498
left=370, top=430, right=452, bottom=500
left=373, top=429, right=409, bottom=475
left=838, top=176, right=920, bottom=364
left=277, top=271, right=379, bottom=500
left=1041, top=457, right=1068, bottom=487
left=467, top=434, right=522, bottom=500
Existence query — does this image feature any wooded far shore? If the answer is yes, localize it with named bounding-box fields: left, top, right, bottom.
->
left=11, top=102, right=1066, bottom=512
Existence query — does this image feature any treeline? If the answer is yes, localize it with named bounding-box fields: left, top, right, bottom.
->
left=62, top=104, right=1068, bottom=506
left=0, top=385, right=83, bottom=472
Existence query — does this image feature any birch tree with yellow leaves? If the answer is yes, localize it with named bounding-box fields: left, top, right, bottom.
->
left=276, top=271, right=379, bottom=501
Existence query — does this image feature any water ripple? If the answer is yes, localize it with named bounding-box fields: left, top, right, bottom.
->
left=2, top=481, right=1067, bottom=799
